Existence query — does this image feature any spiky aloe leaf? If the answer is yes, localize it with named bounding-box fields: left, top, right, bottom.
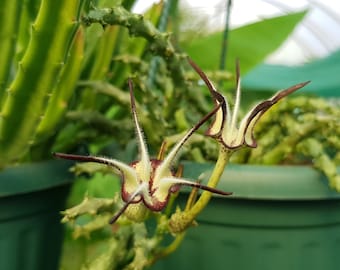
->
left=0, top=0, right=22, bottom=101
left=0, top=0, right=84, bottom=166
left=35, top=27, right=85, bottom=141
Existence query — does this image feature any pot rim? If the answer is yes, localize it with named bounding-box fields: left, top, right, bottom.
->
left=181, top=161, right=340, bottom=200
left=0, top=160, right=74, bottom=198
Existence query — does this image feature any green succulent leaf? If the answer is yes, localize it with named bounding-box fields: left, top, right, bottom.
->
left=0, top=0, right=22, bottom=98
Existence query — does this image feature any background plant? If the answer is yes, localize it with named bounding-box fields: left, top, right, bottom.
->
left=231, top=95, right=340, bottom=189
left=57, top=2, right=313, bottom=269
left=0, top=0, right=85, bottom=168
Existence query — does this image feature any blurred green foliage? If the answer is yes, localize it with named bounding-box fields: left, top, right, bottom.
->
left=180, top=11, right=307, bottom=73
left=232, top=95, right=340, bottom=189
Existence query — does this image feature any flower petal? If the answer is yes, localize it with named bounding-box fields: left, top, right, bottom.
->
left=160, top=177, right=233, bottom=196
left=230, top=60, right=241, bottom=131
left=153, top=97, right=222, bottom=187
left=128, top=79, right=151, bottom=183
left=219, top=60, right=244, bottom=149
left=109, top=182, right=146, bottom=224
left=239, top=80, right=311, bottom=147
left=187, top=57, right=227, bottom=138
left=141, top=175, right=232, bottom=212
left=53, top=152, right=138, bottom=195
left=207, top=98, right=226, bottom=137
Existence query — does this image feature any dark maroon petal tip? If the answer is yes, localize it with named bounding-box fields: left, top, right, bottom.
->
left=187, top=57, right=218, bottom=96
left=179, top=181, right=232, bottom=196
left=109, top=202, right=131, bottom=224
left=272, top=81, right=311, bottom=102
left=53, top=152, right=92, bottom=161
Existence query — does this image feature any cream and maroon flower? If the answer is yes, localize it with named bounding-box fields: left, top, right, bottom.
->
left=188, top=58, right=310, bottom=150
left=54, top=79, right=231, bottom=224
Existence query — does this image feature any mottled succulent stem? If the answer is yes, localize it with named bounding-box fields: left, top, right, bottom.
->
left=82, top=6, right=187, bottom=88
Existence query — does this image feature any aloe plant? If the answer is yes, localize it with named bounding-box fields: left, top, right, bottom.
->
left=0, top=0, right=191, bottom=164
left=0, top=0, right=86, bottom=168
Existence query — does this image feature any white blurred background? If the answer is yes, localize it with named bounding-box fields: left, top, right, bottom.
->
left=133, top=0, right=340, bottom=65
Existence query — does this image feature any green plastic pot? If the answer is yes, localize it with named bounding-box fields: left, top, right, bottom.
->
left=153, top=162, right=340, bottom=270
left=0, top=160, right=74, bottom=270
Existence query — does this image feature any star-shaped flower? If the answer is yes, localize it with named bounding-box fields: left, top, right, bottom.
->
left=188, top=58, right=310, bottom=150
left=54, top=79, right=232, bottom=224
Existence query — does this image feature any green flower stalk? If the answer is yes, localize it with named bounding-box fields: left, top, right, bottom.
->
left=54, top=79, right=231, bottom=224
left=169, top=58, right=310, bottom=233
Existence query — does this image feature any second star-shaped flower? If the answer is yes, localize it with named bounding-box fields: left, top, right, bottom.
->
left=188, top=58, right=310, bottom=150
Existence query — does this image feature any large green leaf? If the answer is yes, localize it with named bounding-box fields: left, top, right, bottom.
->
left=181, top=11, right=307, bottom=74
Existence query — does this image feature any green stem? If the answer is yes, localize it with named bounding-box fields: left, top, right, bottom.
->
left=188, top=147, right=231, bottom=217
left=150, top=232, right=186, bottom=265
left=169, top=147, right=232, bottom=233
